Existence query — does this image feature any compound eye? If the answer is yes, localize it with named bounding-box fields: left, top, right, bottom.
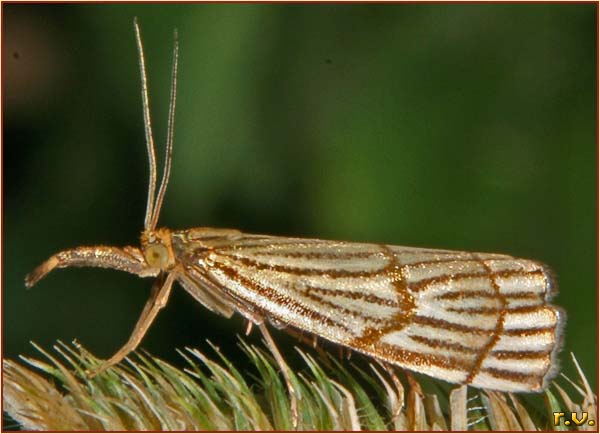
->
left=144, top=244, right=169, bottom=269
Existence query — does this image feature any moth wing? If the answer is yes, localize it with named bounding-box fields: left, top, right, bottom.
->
left=180, top=232, right=564, bottom=392
left=176, top=272, right=236, bottom=318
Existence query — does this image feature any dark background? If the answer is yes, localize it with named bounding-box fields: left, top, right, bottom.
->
left=4, top=4, right=597, bottom=390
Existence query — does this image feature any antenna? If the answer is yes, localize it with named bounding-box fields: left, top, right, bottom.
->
left=134, top=18, right=158, bottom=231
left=134, top=18, right=179, bottom=232
left=151, top=28, right=178, bottom=230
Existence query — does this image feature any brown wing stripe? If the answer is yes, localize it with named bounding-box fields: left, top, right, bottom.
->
left=299, top=287, right=390, bottom=324
left=464, top=256, right=508, bottom=385
left=214, top=263, right=354, bottom=334
left=489, top=350, right=550, bottom=360
left=402, top=258, right=481, bottom=270
left=447, top=304, right=546, bottom=314
left=215, top=240, right=330, bottom=251
left=410, top=269, right=547, bottom=292
left=350, top=245, right=416, bottom=348
left=252, top=249, right=474, bottom=260
left=376, top=343, right=472, bottom=372
left=303, top=285, right=399, bottom=307
left=254, top=254, right=481, bottom=267
left=240, top=250, right=383, bottom=260
left=412, top=315, right=494, bottom=335
left=437, top=290, right=542, bottom=301
left=503, top=326, right=556, bottom=336
left=409, top=334, right=480, bottom=354
left=480, top=367, right=541, bottom=384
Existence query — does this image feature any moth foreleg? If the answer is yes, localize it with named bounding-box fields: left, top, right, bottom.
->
left=258, top=323, right=299, bottom=430
left=25, top=246, right=158, bottom=288
left=87, top=272, right=175, bottom=377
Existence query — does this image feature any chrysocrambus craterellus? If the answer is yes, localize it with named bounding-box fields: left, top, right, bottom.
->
left=26, top=20, right=565, bottom=401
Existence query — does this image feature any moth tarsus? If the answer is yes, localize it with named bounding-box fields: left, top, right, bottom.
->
left=27, top=18, right=565, bottom=422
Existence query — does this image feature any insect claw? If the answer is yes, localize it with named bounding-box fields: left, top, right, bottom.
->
left=245, top=321, right=253, bottom=336
left=86, top=362, right=111, bottom=379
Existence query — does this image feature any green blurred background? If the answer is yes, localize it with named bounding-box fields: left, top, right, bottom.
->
left=4, top=3, right=596, bottom=390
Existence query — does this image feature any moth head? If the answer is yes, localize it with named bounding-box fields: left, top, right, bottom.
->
left=141, top=228, right=175, bottom=270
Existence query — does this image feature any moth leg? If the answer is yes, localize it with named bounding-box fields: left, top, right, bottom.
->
left=245, top=321, right=254, bottom=336
left=258, top=323, right=299, bottom=430
left=26, top=246, right=157, bottom=288
left=88, top=273, right=175, bottom=377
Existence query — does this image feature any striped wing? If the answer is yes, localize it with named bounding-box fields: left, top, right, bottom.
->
left=174, top=229, right=564, bottom=392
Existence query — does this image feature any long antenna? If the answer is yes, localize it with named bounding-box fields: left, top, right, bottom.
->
left=134, top=17, right=158, bottom=231
left=150, top=28, right=178, bottom=230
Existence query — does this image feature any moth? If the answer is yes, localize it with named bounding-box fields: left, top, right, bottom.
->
left=26, top=20, right=565, bottom=399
